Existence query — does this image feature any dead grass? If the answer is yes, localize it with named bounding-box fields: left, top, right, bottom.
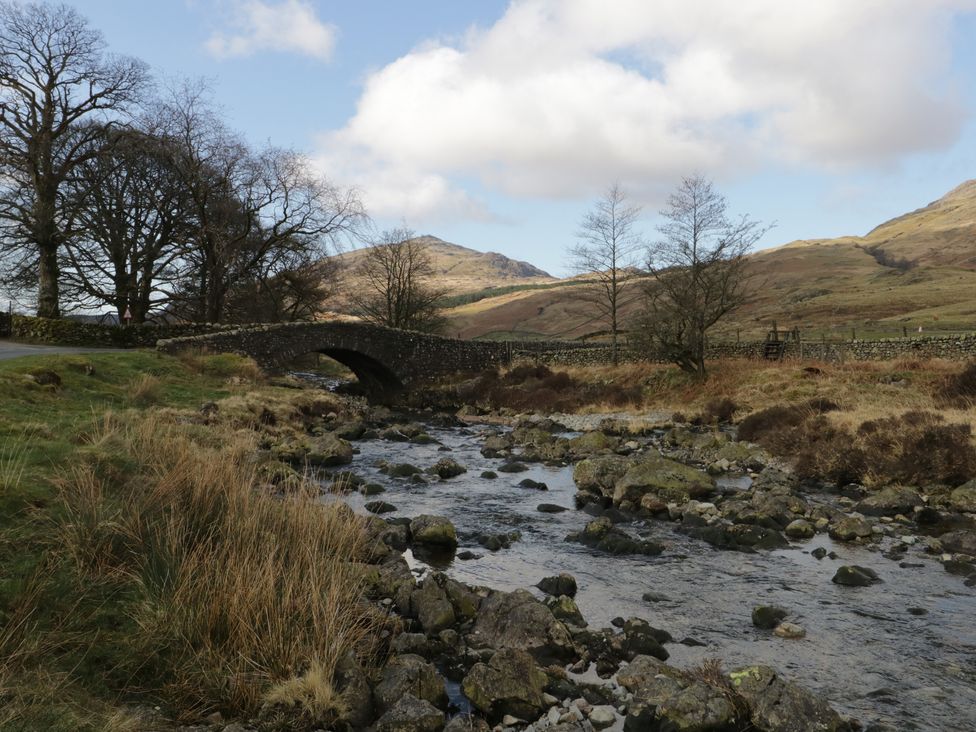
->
left=456, top=363, right=643, bottom=412
left=125, top=373, right=161, bottom=406
left=54, top=410, right=383, bottom=722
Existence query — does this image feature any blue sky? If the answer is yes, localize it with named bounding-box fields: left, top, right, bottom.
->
left=71, top=1, right=976, bottom=276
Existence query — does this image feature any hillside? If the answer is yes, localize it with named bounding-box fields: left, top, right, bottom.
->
left=443, top=180, right=976, bottom=341
left=329, top=236, right=554, bottom=311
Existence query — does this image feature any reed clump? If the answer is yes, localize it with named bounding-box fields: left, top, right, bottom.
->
left=55, top=411, right=382, bottom=723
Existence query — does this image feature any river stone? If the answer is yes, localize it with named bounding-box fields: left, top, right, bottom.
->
left=374, top=654, right=448, bottom=712
left=573, top=455, right=632, bottom=494
left=568, top=431, right=620, bottom=456
left=774, top=622, right=807, bottom=639
left=365, top=501, right=397, bottom=515
left=537, top=503, right=569, bottom=513
left=469, top=589, right=576, bottom=664
left=375, top=694, right=445, bottom=732
left=615, top=618, right=670, bottom=661
left=519, top=478, right=548, bottom=490
left=480, top=435, right=513, bottom=458
left=829, top=516, right=874, bottom=542
left=656, top=681, right=737, bottom=731
left=304, top=433, right=353, bottom=467
left=588, top=705, right=616, bottom=729
left=429, top=458, right=467, bottom=479
left=729, top=665, right=853, bottom=732
left=537, top=573, right=578, bottom=598
left=619, top=655, right=735, bottom=731
left=461, top=648, right=547, bottom=722
left=752, top=605, right=788, bottom=629
left=410, top=515, right=458, bottom=547
left=949, top=480, right=976, bottom=513
left=785, top=519, right=816, bottom=539
left=444, top=716, right=490, bottom=732
left=334, top=652, right=373, bottom=729
left=443, top=577, right=480, bottom=620
left=388, top=462, right=423, bottom=477
left=498, top=461, right=529, bottom=473
left=571, top=518, right=665, bottom=556
left=412, top=579, right=456, bottom=633
left=856, top=486, right=923, bottom=516
left=938, top=529, right=976, bottom=555
left=613, top=452, right=716, bottom=506
left=547, top=595, right=586, bottom=627
left=832, top=565, right=881, bottom=587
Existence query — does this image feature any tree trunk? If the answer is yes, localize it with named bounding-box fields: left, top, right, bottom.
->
left=33, top=185, right=61, bottom=318
left=36, top=242, right=60, bottom=318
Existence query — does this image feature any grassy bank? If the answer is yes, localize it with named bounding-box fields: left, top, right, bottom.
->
left=0, top=351, right=380, bottom=730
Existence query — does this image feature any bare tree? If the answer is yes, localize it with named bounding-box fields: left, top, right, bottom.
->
left=350, top=228, right=448, bottom=333
left=0, top=2, right=149, bottom=317
left=635, top=175, right=771, bottom=378
left=569, top=183, right=642, bottom=364
left=158, top=82, right=367, bottom=323
left=60, top=124, right=192, bottom=322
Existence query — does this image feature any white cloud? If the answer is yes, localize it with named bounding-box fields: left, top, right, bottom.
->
left=320, top=0, right=976, bottom=219
left=206, top=0, right=336, bottom=61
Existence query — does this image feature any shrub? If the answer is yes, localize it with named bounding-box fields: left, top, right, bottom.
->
left=938, top=360, right=976, bottom=407
left=702, top=397, right=738, bottom=423
left=746, top=405, right=976, bottom=488
left=736, top=398, right=839, bottom=443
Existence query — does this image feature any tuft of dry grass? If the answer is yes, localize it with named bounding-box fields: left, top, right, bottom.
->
left=0, top=433, right=28, bottom=492
left=54, top=411, right=384, bottom=722
left=126, top=373, right=161, bottom=406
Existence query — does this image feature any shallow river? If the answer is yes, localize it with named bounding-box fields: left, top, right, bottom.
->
left=337, top=422, right=976, bottom=732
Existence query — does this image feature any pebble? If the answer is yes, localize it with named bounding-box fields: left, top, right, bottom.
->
left=774, top=621, right=807, bottom=639
left=589, top=705, right=617, bottom=729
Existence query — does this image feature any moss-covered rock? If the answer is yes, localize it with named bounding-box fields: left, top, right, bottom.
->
left=613, top=453, right=715, bottom=506
left=461, top=648, right=547, bottom=722
left=410, top=515, right=458, bottom=547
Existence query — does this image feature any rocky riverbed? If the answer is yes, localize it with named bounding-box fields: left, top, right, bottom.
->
left=268, top=395, right=976, bottom=731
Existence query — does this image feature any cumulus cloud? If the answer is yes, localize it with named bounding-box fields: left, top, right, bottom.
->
left=206, top=0, right=336, bottom=61
left=320, top=0, right=976, bottom=218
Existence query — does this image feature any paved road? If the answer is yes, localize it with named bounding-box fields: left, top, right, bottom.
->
left=0, top=339, right=123, bottom=361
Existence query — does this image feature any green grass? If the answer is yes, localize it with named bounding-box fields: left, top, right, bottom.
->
left=0, top=350, right=264, bottom=731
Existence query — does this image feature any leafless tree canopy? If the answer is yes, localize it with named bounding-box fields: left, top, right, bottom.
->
left=569, top=183, right=642, bottom=363
left=350, top=228, right=448, bottom=333
left=635, top=174, right=770, bottom=377
left=157, top=82, right=368, bottom=324
left=0, top=1, right=149, bottom=317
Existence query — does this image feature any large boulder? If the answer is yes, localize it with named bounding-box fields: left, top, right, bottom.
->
left=461, top=648, right=547, bottom=722
left=729, top=665, right=853, bottom=732
left=573, top=455, right=631, bottom=495
left=469, top=589, right=577, bottom=664
left=410, top=515, right=458, bottom=547
left=939, top=529, right=976, bottom=556
left=375, top=694, right=445, bottom=732
left=613, top=452, right=716, bottom=507
left=949, top=479, right=976, bottom=513
left=537, top=573, right=578, bottom=598
left=305, top=433, right=354, bottom=467
left=828, top=516, right=874, bottom=542
left=618, top=656, right=736, bottom=731
left=411, top=579, right=456, bottom=633
left=856, top=486, right=923, bottom=516
left=569, top=517, right=664, bottom=556
left=428, top=458, right=467, bottom=479
left=567, top=431, right=621, bottom=457
left=374, top=654, right=448, bottom=712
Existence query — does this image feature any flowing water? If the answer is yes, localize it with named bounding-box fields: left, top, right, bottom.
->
left=336, top=422, right=976, bottom=731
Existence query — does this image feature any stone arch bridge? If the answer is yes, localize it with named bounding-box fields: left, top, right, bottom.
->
left=157, top=321, right=609, bottom=395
